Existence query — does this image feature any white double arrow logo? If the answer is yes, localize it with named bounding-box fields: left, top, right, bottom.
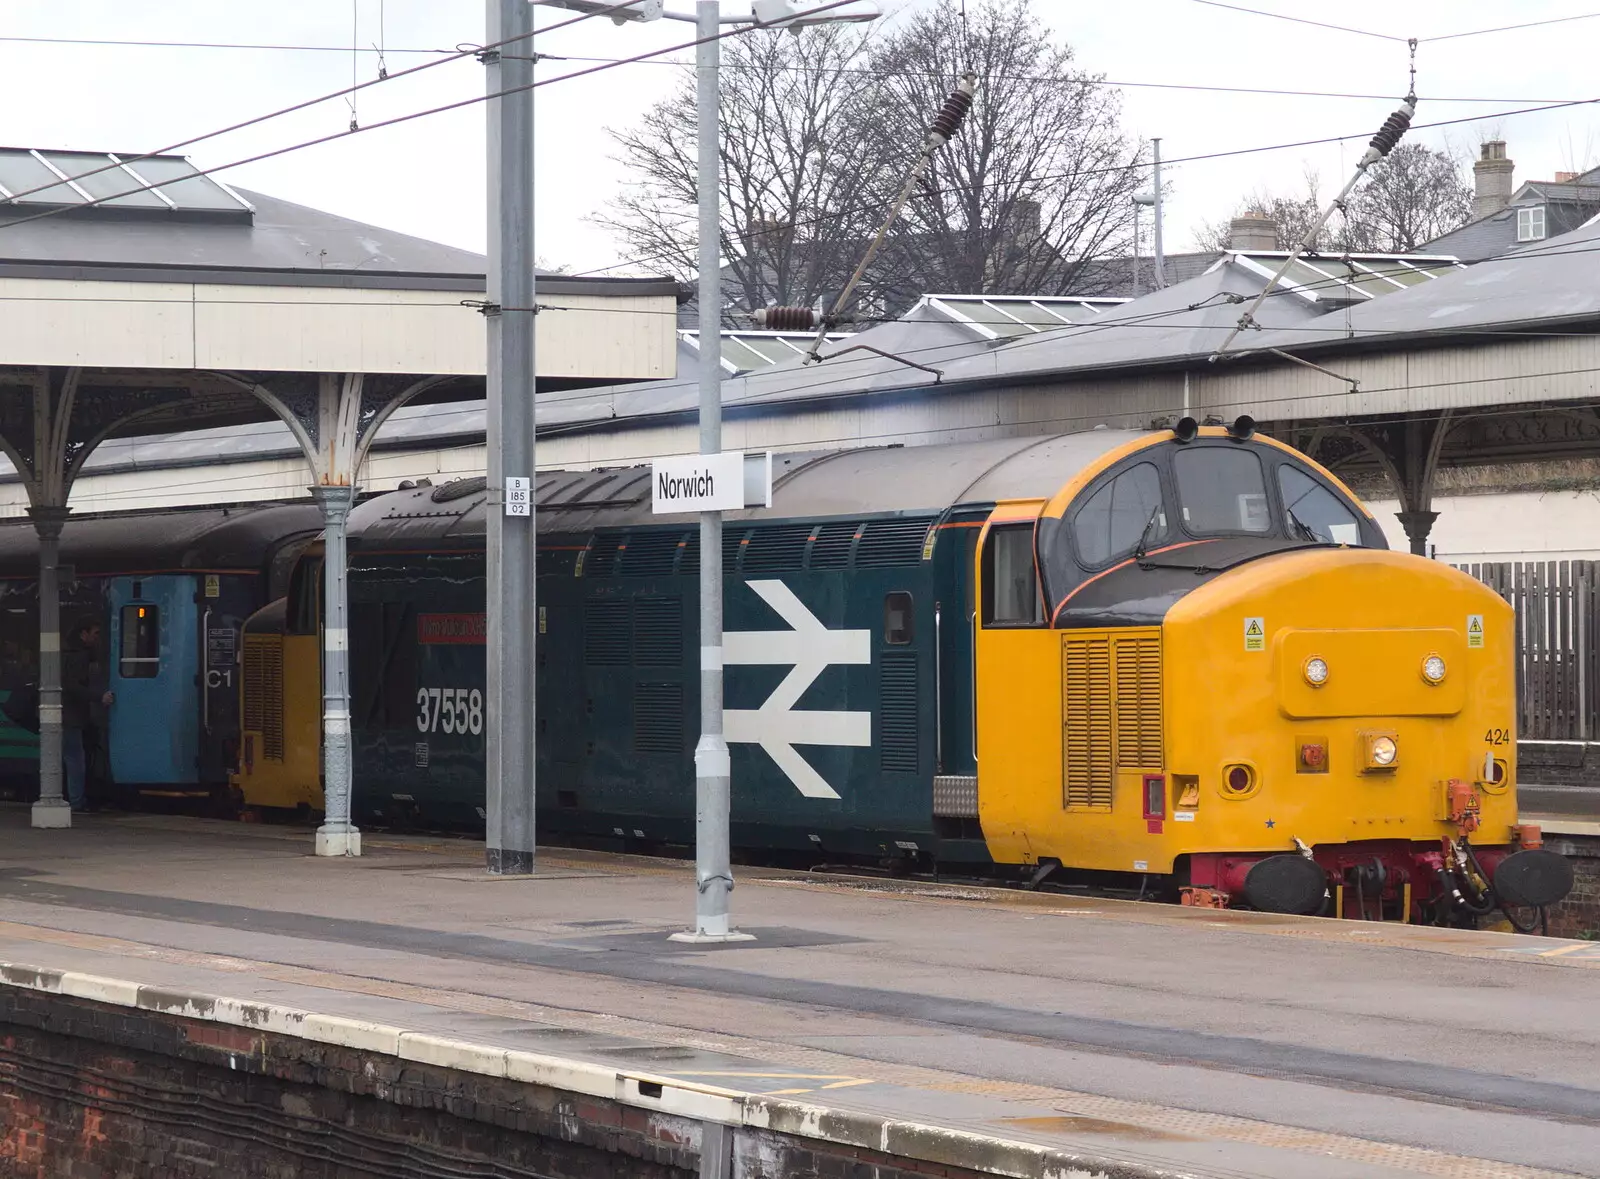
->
left=724, top=580, right=872, bottom=800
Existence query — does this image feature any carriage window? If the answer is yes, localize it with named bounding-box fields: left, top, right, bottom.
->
left=1072, top=463, right=1165, bottom=567
left=119, top=605, right=160, bottom=679
left=1278, top=466, right=1362, bottom=545
left=884, top=593, right=914, bottom=644
left=1173, top=447, right=1271, bottom=534
left=982, top=525, right=1042, bottom=625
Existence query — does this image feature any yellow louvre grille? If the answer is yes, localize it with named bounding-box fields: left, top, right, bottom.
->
left=1063, top=635, right=1113, bottom=810
left=242, top=636, right=285, bottom=761
left=1113, top=634, right=1163, bottom=769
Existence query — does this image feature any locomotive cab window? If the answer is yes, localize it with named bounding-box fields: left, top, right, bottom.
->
left=286, top=557, right=322, bottom=636
left=119, top=605, right=160, bottom=679
left=1278, top=466, right=1362, bottom=545
left=1072, top=462, right=1165, bottom=567
left=982, top=524, right=1042, bottom=626
left=884, top=592, right=914, bottom=644
left=1173, top=447, right=1271, bottom=535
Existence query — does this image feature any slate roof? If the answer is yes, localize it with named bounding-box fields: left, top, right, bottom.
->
left=1422, top=164, right=1600, bottom=263
left=1248, top=217, right=1600, bottom=354
left=0, top=157, right=672, bottom=297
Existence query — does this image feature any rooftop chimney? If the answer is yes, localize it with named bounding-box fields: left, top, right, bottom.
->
left=1473, top=140, right=1514, bottom=219
left=1228, top=211, right=1278, bottom=251
left=1554, top=171, right=1580, bottom=183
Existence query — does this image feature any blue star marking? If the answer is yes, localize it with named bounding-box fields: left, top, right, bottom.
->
left=1265, top=818, right=1276, bottom=829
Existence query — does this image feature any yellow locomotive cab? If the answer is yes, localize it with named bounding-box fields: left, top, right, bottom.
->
left=231, top=546, right=324, bottom=812
left=975, top=422, right=1571, bottom=922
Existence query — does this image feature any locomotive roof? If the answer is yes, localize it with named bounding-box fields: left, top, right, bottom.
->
left=348, top=430, right=1149, bottom=546
left=0, top=503, right=323, bottom=579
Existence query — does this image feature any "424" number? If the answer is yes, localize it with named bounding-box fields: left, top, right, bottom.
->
left=417, top=687, right=484, bottom=736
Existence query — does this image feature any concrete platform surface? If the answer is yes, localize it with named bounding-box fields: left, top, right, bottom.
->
left=1, top=808, right=1599, bottom=1178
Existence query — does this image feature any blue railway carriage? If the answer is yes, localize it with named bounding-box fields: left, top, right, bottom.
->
left=338, top=437, right=1114, bottom=863
left=0, top=505, right=321, bottom=801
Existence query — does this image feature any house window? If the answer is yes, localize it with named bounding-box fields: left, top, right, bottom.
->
left=1517, top=206, right=1547, bottom=242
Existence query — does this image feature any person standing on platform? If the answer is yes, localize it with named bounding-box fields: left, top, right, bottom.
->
left=63, top=616, right=113, bottom=812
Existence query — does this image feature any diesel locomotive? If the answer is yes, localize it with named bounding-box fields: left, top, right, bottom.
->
left=231, top=422, right=1573, bottom=923
left=0, top=505, right=322, bottom=800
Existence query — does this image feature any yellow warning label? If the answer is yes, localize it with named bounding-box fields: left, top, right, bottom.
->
left=203, top=574, right=220, bottom=598
left=1244, top=616, right=1265, bottom=652
left=1467, top=614, right=1484, bottom=649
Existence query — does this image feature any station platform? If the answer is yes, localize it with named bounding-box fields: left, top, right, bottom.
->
left=1, top=808, right=1598, bottom=1178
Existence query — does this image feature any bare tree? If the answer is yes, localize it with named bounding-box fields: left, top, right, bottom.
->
left=1193, top=170, right=1328, bottom=252
left=595, top=24, right=889, bottom=322
left=1195, top=146, right=1473, bottom=255
left=864, top=0, right=1147, bottom=299
left=1342, top=143, right=1474, bottom=252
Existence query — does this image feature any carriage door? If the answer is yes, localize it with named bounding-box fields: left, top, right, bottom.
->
left=107, top=577, right=199, bottom=788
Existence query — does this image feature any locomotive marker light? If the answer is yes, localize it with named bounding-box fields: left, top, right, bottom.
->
left=1303, top=656, right=1329, bottom=687
left=1421, top=654, right=1447, bottom=685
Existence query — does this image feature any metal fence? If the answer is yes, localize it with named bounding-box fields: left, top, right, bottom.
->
left=1456, top=561, right=1599, bottom=740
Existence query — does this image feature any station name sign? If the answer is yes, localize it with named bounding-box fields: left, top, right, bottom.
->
left=651, top=451, right=771, bottom=514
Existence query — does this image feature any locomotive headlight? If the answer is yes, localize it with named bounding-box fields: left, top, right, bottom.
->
left=1421, top=654, right=1447, bottom=685
left=1303, top=656, right=1330, bottom=687
left=1360, top=731, right=1399, bottom=771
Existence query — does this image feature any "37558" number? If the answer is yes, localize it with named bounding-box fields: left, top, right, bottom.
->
left=416, top=687, right=484, bottom=735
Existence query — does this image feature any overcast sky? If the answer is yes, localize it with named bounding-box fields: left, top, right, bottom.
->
left=3, top=1, right=1597, bottom=275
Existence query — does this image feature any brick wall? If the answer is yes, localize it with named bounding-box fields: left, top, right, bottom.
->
left=1519, top=741, right=1598, bottom=787
left=1544, top=836, right=1600, bottom=939
left=0, top=989, right=1049, bottom=1179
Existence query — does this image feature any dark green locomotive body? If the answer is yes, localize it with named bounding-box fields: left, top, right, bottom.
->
left=347, top=477, right=987, bottom=863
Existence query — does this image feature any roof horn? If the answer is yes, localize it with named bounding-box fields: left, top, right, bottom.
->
left=1227, top=415, right=1257, bottom=441
left=1172, top=417, right=1199, bottom=443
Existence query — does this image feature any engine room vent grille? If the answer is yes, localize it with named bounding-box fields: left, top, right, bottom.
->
left=242, top=636, right=284, bottom=761
left=879, top=652, right=918, bottom=773
left=856, top=517, right=934, bottom=567
left=584, top=600, right=632, bottom=666
left=584, top=533, right=625, bottom=578
left=1062, top=635, right=1113, bottom=810
left=809, top=521, right=860, bottom=569
left=1113, top=634, right=1163, bottom=769
left=743, top=524, right=814, bottom=574
left=632, top=596, right=683, bottom=666
left=620, top=530, right=685, bottom=577
left=634, top=682, right=684, bottom=754
left=676, top=530, right=747, bottom=578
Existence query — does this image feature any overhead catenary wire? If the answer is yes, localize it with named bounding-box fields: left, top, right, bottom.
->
left=0, top=33, right=1581, bottom=105
left=566, top=92, right=1600, bottom=281
left=1187, top=0, right=1600, bottom=45
left=0, top=0, right=651, bottom=210
left=0, top=0, right=865, bottom=238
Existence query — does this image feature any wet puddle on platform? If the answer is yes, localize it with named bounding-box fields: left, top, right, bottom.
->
left=999, top=1114, right=1200, bottom=1142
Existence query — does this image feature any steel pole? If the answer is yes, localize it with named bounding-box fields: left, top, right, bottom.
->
left=485, top=0, right=538, bottom=875
left=1152, top=137, right=1165, bottom=288
left=672, top=0, right=749, bottom=944
left=312, top=485, right=359, bottom=855
left=28, top=507, right=69, bottom=828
